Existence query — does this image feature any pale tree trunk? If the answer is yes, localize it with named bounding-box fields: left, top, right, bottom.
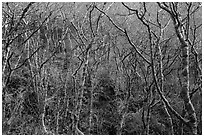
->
left=145, top=106, right=151, bottom=135
left=74, top=61, right=87, bottom=135
left=71, top=60, right=83, bottom=134
left=74, top=44, right=92, bottom=135
left=71, top=76, right=77, bottom=134
left=179, top=34, right=197, bottom=134
left=157, top=29, right=174, bottom=134
left=87, top=70, right=93, bottom=134
left=158, top=2, right=197, bottom=134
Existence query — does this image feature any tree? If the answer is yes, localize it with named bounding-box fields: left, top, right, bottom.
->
left=157, top=3, right=200, bottom=134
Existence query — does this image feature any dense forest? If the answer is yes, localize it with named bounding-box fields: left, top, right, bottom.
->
left=2, top=2, right=202, bottom=135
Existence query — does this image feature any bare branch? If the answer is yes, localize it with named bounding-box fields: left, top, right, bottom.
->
left=95, top=4, right=151, bottom=65
left=94, top=5, right=125, bottom=33
left=124, top=30, right=151, bottom=64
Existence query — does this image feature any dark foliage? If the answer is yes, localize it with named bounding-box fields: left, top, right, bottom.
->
left=23, top=91, right=40, bottom=118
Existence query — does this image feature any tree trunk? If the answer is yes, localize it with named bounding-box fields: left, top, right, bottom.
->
left=179, top=42, right=197, bottom=134
left=157, top=3, right=198, bottom=134
left=158, top=37, right=174, bottom=134
left=175, top=20, right=197, bottom=136
left=146, top=106, right=151, bottom=135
